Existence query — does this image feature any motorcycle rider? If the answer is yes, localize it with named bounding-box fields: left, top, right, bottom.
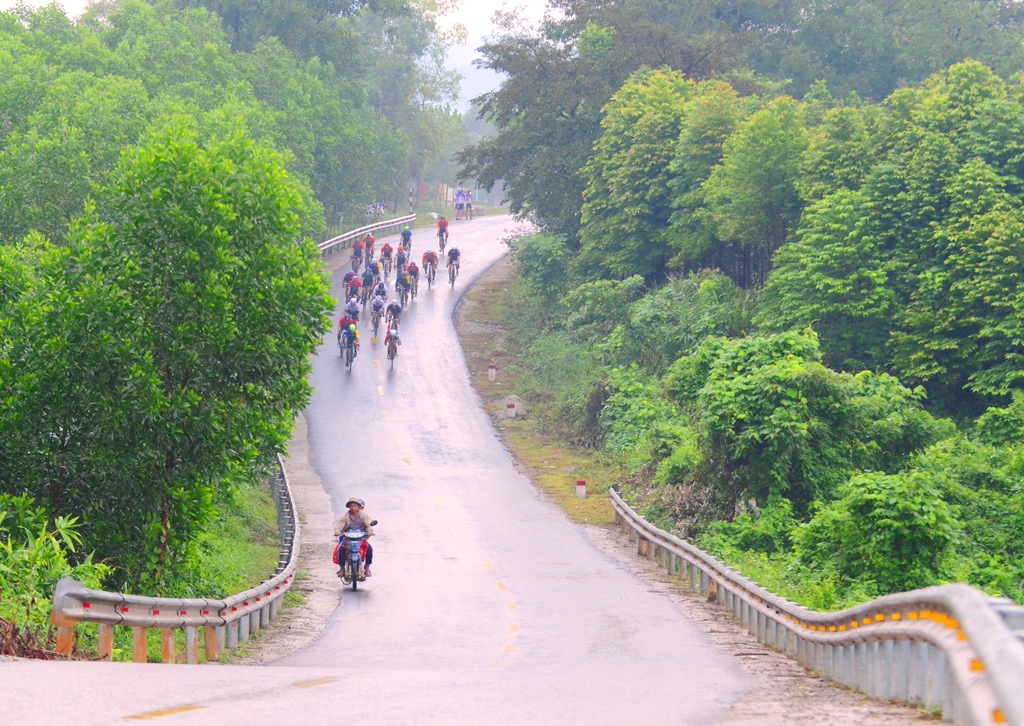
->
left=334, top=497, right=374, bottom=577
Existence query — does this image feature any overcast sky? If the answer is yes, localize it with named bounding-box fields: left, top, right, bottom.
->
left=0, top=0, right=548, bottom=111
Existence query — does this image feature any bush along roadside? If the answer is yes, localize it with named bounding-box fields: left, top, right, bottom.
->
left=468, top=230, right=1024, bottom=612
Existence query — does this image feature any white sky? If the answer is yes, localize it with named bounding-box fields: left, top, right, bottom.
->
left=0, top=0, right=548, bottom=110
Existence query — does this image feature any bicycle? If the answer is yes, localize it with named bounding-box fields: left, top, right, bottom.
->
left=411, top=275, right=419, bottom=298
left=351, top=254, right=362, bottom=273
left=438, top=231, right=447, bottom=253
left=386, top=314, right=400, bottom=332
left=371, top=310, right=382, bottom=338
left=399, top=285, right=409, bottom=308
left=386, top=337, right=398, bottom=370
left=425, top=262, right=436, bottom=289
left=340, top=338, right=356, bottom=370
left=449, top=263, right=458, bottom=289
left=383, top=257, right=392, bottom=279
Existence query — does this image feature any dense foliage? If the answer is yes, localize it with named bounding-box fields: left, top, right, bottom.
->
left=0, top=121, right=331, bottom=592
left=461, top=0, right=1024, bottom=248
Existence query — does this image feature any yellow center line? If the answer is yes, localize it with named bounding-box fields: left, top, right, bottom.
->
left=503, top=645, right=518, bottom=654
left=509, top=624, right=521, bottom=634
left=373, top=358, right=379, bottom=368
left=377, top=385, right=384, bottom=396
left=482, top=561, right=492, bottom=570
left=385, top=410, right=392, bottom=420
left=291, top=678, right=339, bottom=689
left=126, top=705, right=206, bottom=720
left=496, top=582, right=507, bottom=590
left=506, top=602, right=518, bottom=610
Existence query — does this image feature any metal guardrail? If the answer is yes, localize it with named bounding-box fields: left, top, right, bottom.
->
left=50, top=455, right=298, bottom=664
left=611, top=488, right=1024, bottom=725
left=319, top=214, right=416, bottom=256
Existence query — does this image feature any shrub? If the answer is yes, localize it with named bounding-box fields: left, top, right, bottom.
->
left=795, top=471, right=955, bottom=594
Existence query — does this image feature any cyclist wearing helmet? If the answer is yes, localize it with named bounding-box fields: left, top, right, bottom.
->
left=380, top=242, right=393, bottom=262
left=344, top=296, right=361, bottom=319
left=406, top=261, right=420, bottom=295
left=446, top=245, right=460, bottom=270
left=339, top=323, right=359, bottom=357
left=346, top=275, right=362, bottom=301
left=364, top=234, right=376, bottom=258
left=334, top=497, right=375, bottom=577
left=337, top=314, right=358, bottom=337
left=372, top=280, right=388, bottom=300
left=343, top=270, right=357, bottom=286
left=351, top=237, right=364, bottom=262
left=371, top=294, right=386, bottom=315
left=395, top=245, right=409, bottom=273
left=384, top=328, right=401, bottom=351
left=385, top=300, right=402, bottom=327
left=400, top=225, right=412, bottom=251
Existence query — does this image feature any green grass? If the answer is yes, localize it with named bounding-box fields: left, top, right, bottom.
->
left=105, top=479, right=281, bottom=662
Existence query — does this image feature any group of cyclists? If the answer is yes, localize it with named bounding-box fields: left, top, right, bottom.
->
left=337, top=222, right=461, bottom=368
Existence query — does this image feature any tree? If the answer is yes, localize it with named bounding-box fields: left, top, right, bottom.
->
left=0, top=122, right=332, bottom=589
left=576, top=68, right=695, bottom=281
left=699, top=96, right=809, bottom=286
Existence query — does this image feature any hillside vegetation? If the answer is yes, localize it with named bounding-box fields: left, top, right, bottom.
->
left=468, top=0, right=1024, bottom=608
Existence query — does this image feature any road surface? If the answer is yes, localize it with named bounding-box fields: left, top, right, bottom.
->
left=3, top=215, right=753, bottom=724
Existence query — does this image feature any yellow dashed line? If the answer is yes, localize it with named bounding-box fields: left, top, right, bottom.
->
left=504, top=645, right=518, bottom=654
left=406, top=458, right=413, bottom=465
left=385, top=411, right=392, bottom=420
left=496, top=582, right=507, bottom=590
left=509, top=624, right=520, bottom=634
left=291, top=678, right=339, bottom=689
left=482, top=561, right=492, bottom=570
left=377, top=386, right=384, bottom=395
left=373, top=359, right=379, bottom=368
left=127, top=706, right=206, bottom=720
left=506, top=602, right=518, bottom=610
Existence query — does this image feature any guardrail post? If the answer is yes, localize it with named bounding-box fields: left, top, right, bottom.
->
left=56, top=626, right=74, bottom=656
left=184, top=626, right=199, bottom=665
left=925, top=645, right=945, bottom=712
left=98, top=624, right=114, bottom=661
left=204, top=625, right=218, bottom=661
left=227, top=620, right=239, bottom=649
left=133, top=626, right=148, bottom=663
left=942, top=662, right=956, bottom=723
left=855, top=642, right=869, bottom=692
left=865, top=641, right=880, bottom=696
left=892, top=640, right=910, bottom=702
left=249, top=610, right=260, bottom=636
left=260, top=604, right=270, bottom=629
left=909, top=640, right=928, bottom=705
left=161, top=628, right=175, bottom=664
left=238, top=615, right=250, bottom=643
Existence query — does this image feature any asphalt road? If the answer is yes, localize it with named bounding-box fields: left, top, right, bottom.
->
left=3, top=215, right=753, bottom=725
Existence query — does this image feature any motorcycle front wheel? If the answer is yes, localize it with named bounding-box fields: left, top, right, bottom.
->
left=351, top=562, right=359, bottom=591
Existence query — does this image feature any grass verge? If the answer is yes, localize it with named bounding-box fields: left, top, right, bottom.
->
left=455, top=256, right=620, bottom=526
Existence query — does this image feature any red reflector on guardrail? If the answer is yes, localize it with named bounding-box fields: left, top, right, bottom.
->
left=153, top=610, right=160, bottom=615
left=83, top=603, right=91, bottom=608
left=122, top=607, right=129, bottom=612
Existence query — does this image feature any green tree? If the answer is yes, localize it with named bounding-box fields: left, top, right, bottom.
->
left=576, top=68, right=695, bottom=281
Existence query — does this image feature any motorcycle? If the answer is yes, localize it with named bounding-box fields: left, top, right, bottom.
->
left=335, top=520, right=378, bottom=591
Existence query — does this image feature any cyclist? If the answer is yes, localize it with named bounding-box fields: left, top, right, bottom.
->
left=400, top=225, right=412, bottom=251
left=372, top=280, right=388, bottom=301
left=384, top=328, right=401, bottom=361
left=385, top=300, right=402, bottom=329
left=396, top=270, right=412, bottom=302
left=344, top=296, right=362, bottom=320
left=406, top=261, right=420, bottom=296
left=346, top=275, right=362, bottom=302
left=351, top=237, right=364, bottom=264
left=368, top=258, right=383, bottom=283
left=446, top=245, right=460, bottom=272
left=343, top=270, right=357, bottom=287
left=360, top=266, right=375, bottom=298
left=395, top=245, right=409, bottom=274
left=422, top=249, right=438, bottom=269
left=370, top=294, right=386, bottom=327
left=380, top=242, right=394, bottom=272
left=340, top=323, right=359, bottom=360
left=437, top=216, right=449, bottom=249
left=364, top=234, right=376, bottom=259
left=337, top=313, right=358, bottom=340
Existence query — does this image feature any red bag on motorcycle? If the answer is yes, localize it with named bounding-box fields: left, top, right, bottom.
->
left=332, top=542, right=341, bottom=565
